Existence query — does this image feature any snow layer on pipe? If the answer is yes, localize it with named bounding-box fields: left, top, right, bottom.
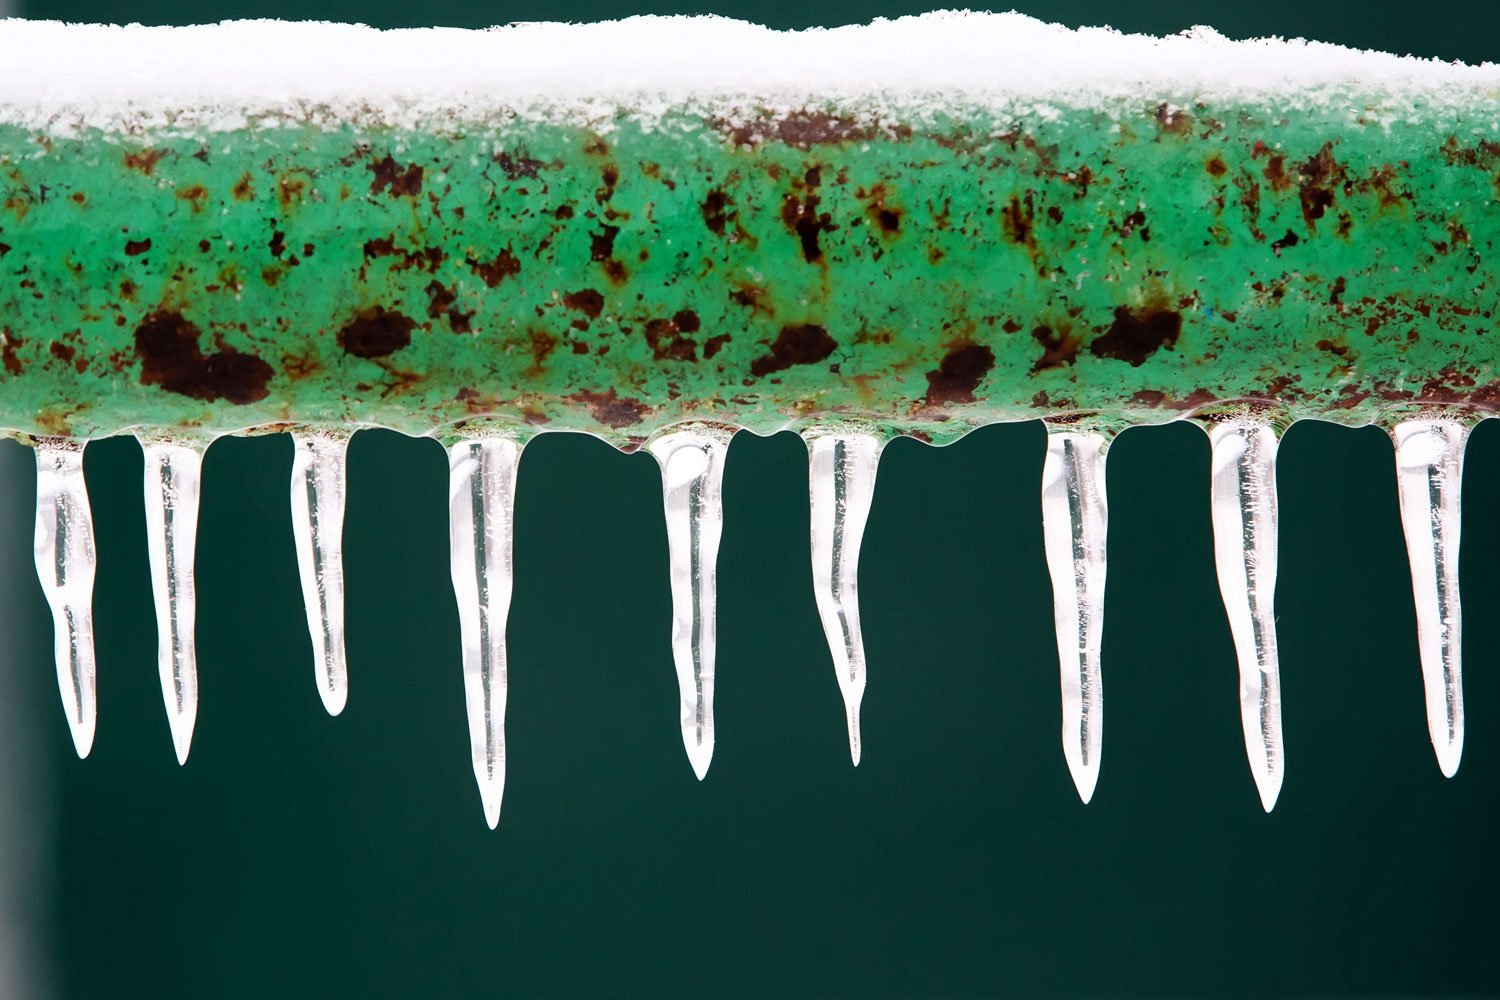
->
left=0, top=11, right=1497, bottom=133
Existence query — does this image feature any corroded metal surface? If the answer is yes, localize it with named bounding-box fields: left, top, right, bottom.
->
left=2, top=99, right=1498, bottom=444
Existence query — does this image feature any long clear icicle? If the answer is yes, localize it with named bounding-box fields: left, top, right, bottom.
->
left=446, top=436, right=521, bottom=829
left=141, top=438, right=204, bottom=765
left=290, top=431, right=350, bottom=717
left=647, top=426, right=732, bottom=781
left=1392, top=418, right=1468, bottom=778
left=33, top=439, right=98, bottom=758
left=1040, top=430, right=1109, bottom=804
left=806, top=432, right=881, bottom=766
left=1207, top=419, right=1284, bottom=812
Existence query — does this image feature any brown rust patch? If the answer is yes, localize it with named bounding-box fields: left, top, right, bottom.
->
left=571, top=389, right=647, bottom=428
left=718, top=111, right=877, bottom=149
left=750, top=324, right=837, bottom=377
left=368, top=155, right=424, bottom=198
left=1031, top=325, right=1080, bottom=372
left=1, top=329, right=22, bottom=376
left=1206, top=156, right=1228, bottom=177
left=232, top=173, right=254, bottom=201
left=1089, top=306, right=1182, bottom=366
left=338, top=308, right=415, bottom=359
left=268, top=230, right=287, bottom=258
left=925, top=343, right=995, bottom=406
left=176, top=185, right=209, bottom=212
left=781, top=174, right=836, bottom=264
left=468, top=248, right=521, bottom=287
left=134, top=311, right=273, bottom=404
left=563, top=289, right=605, bottom=319
left=1297, top=143, right=1345, bottom=232
left=703, top=333, right=731, bottom=359
left=644, top=312, right=700, bottom=362
left=49, top=341, right=76, bottom=365
left=493, top=149, right=550, bottom=179
left=123, top=148, right=168, bottom=175
left=124, top=238, right=151, bottom=256
left=1152, top=103, right=1192, bottom=137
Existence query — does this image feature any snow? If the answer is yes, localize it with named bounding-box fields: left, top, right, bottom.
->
left=0, top=11, right=1495, bottom=133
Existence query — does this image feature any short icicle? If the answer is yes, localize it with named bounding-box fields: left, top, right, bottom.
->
left=140, top=437, right=205, bottom=765
left=1392, top=417, right=1468, bottom=778
left=447, top=435, right=521, bottom=829
left=647, top=426, right=733, bottom=781
left=1040, top=429, right=1109, bottom=804
left=33, top=439, right=98, bottom=758
left=290, top=431, right=351, bottom=717
left=805, top=431, right=881, bottom=766
left=1206, top=418, right=1284, bottom=812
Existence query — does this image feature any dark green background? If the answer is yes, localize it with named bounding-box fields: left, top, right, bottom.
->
left=3, top=0, right=1498, bottom=996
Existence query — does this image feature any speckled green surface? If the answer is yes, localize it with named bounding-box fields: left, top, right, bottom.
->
left=2, top=98, right=1497, bottom=445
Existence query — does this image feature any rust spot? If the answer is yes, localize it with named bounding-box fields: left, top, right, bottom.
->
left=368, top=155, right=423, bottom=198
left=781, top=188, right=835, bottom=264
left=232, top=173, right=254, bottom=200
left=124, top=238, right=151, bottom=256
left=176, top=184, right=208, bottom=212
left=596, top=164, right=620, bottom=204
left=123, top=148, right=167, bottom=175
left=644, top=316, right=698, bottom=362
left=1002, top=194, right=1034, bottom=247
left=1329, top=276, right=1347, bottom=306
left=1153, top=103, right=1192, bottom=136
left=1031, top=325, right=1080, bottom=372
left=425, top=280, right=456, bottom=319
left=925, top=343, right=995, bottom=406
left=1089, top=306, right=1182, bottom=366
left=338, top=307, right=415, bottom=359
left=1119, top=209, right=1149, bottom=241
left=703, top=333, right=731, bottom=359
left=1, top=330, right=22, bottom=375
left=591, top=225, right=620, bottom=261
left=718, top=111, right=877, bottom=149
left=493, top=150, right=549, bottom=180
left=529, top=328, right=558, bottom=366
left=1206, top=156, right=1228, bottom=177
left=268, top=230, right=287, bottom=258
left=468, top=248, right=521, bottom=287
left=571, top=389, right=647, bottom=428
left=1263, top=154, right=1292, bottom=193
left=702, top=190, right=730, bottom=236
left=1297, top=143, right=1345, bottom=232
left=750, top=324, right=837, bottom=377
left=1270, top=230, right=1299, bottom=255
left=70, top=191, right=86, bottom=205
left=673, top=309, right=700, bottom=333
left=49, top=341, right=75, bottom=364
left=563, top=289, right=605, bottom=319
left=134, top=311, right=273, bottom=404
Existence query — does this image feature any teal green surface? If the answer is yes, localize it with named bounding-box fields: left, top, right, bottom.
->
left=4, top=102, right=1500, bottom=440
left=2, top=0, right=1497, bottom=997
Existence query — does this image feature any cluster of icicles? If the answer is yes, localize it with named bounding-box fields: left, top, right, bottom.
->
left=32, top=414, right=1466, bottom=826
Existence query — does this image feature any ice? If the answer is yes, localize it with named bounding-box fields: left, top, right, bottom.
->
left=140, top=437, right=204, bottom=765
left=1206, top=419, right=1284, bottom=812
left=290, top=431, right=350, bottom=717
left=1040, top=430, right=1109, bottom=804
left=806, top=432, right=881, bottom=766
left=647, top=426, right=732, bottom=781
left=447, top=436, right=521, bottom=829
left=1393, top=418, right=1468, bottom=778
left=32, top=439, right=97, bottom=759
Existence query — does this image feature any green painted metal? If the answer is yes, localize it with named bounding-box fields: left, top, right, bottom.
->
left=1, top=98, right=1497, bottom=446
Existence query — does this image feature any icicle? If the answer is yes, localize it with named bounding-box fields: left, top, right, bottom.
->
left=447, top=436, right=521, bottom=829
left=1040, top=429, right=1109, bottom=804
left=140, top=437, right=205, bottom=765
left=1392, top=418, right=1468, bottom=778
left=290, top=431, right=350, bottom=717
left=1206, top=419, right=1284, bottom=812
left=805, top=431, right=881, bottom=766
left=647, top=426, right=732, bottom=780
left=32, top=439, right=98, bottom=758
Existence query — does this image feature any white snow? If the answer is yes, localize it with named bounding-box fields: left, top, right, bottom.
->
left=0, top=11, right=1495, bottom=133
